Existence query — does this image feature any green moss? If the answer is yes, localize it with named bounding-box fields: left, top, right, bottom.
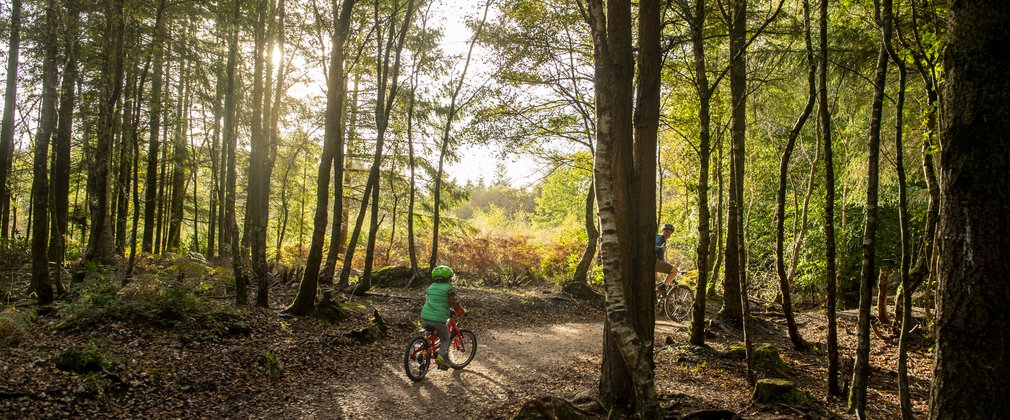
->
left=753, top=343, right=792, bottom=377
left=56, top=341, right=109, bottom=374
left=753, top=378, right=809, bottom=405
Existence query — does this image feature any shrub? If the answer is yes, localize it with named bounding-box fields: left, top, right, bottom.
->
left=55, top=275, right=213, bottom=331
left=0, top=306, right=36, bottom=346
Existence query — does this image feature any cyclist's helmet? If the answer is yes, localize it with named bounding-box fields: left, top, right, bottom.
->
left=431, top=265, right=454, bottom=280
left=662, top=223, right=675, bottom=232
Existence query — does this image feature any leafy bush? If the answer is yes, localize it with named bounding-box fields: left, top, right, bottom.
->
left=0, top=306, right=36, bottom=346
left=55, top=276, right=213, bottom=332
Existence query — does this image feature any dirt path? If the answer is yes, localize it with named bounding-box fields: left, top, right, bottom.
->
left=288, top=320, right=603, bottom=419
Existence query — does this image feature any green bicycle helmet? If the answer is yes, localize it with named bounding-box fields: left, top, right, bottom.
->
left=431, top=265, right=454, bottom=280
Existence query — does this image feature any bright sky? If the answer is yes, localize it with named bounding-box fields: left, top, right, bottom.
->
left=432, top=0, right=546, bottom=189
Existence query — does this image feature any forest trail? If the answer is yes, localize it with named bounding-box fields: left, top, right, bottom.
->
left=285, top=320, right=603, bottom=419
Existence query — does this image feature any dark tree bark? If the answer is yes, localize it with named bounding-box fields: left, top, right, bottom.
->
left=0, top=0, right=22, bottom=238
left=143, top=0, right=168, bottom=253
left=818, top=0, right=840, bottom=397
left=405, top=62, right=422, bottom=283
left=115, top=31, right=137, bottom=255
left=167, top=53, right=190, bottom=252
left=49, top=0, right=81, bottom=291
left=86, top=0, right=128, bottom=266
left=30, top=0, right=61, bottom=305
left=849, top=0, right=890, bottom=413
left=772, top=0, right=816, bottom=351
left=247, top=0, right=271, bottom=307
left=222, top=0, right=246, bottom=305
left=929, top=0, right=1010, bottom=417
left=285, top=0, right=356, bottom=315
left=680, top=0, right=713, bottom=346
left=320, top=73, right=350, bottom=285
left=729, top=0, right=754, bottom=384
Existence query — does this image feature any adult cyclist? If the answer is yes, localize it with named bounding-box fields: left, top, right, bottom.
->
left=655, top=223, right=678, bottom=290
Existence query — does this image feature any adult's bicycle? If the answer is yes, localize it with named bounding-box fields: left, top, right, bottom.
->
left=655, top=270, right=693, bottom=322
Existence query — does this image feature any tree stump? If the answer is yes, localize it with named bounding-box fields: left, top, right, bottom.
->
left=752, top=379, right=808, bottom=405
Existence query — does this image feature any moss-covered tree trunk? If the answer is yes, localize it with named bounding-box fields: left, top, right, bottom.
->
left=849, top=0, right=890, bottom=413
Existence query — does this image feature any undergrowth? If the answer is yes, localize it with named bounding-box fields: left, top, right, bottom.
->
left=54, top=271, right=248, bottom=340
left=0, top=306, right=36, bottom=346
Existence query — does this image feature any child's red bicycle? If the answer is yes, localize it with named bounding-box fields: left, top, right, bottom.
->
left=402, top=315, right=477, bottom=382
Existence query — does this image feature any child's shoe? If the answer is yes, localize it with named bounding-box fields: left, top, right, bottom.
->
left=435, top=353, right=450, bottom=370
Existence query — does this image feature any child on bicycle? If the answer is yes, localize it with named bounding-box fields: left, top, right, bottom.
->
left=421, top=265, right=465, bottom=370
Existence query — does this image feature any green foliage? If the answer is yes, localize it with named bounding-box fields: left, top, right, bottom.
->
left=56, top=341, right=111, bottom=374
left=0, top=306, right=36, bottom=346
left=532, top=162, right=592, bottom=229
left=259, top=351, right=284, bottom=380
left=54, top=273, right=241, bottom=336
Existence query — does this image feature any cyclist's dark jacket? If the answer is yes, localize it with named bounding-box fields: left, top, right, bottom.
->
left=656, top=234, right=666, bottom=261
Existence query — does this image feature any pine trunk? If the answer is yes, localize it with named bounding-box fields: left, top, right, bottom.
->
left=929, top=0, right=1010, bottom=417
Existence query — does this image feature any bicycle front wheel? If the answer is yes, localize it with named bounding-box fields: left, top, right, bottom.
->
left=403, top=336, right=430, bottom=382
left=447, top=330, right=477, bottom=369
left=664, top=286, right=694, bottom=322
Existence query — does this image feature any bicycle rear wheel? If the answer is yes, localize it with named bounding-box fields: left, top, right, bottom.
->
left=403, top=336, right=430, bottom=382
left=447, top=330, right=477, bottom=369
left=663, top=286, right=694, bottom=322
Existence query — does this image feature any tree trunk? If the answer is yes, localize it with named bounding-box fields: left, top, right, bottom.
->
left=929, top=1, right=1010, bottom=417
left=222, top=0, right=245, bottom=305
left=351, top=0, right=416, bottom=296
left=321, top=31, right=352, bottom=286
left=143, top=1, right=167, bottom=253
left=818, top=0, right=840, bottom=397
left=686, top=0, right=712, bottom=346
left=285, top=0, right=356, bottom=315
left=883, top=11, right=912, bottom=412
left=30, top=0, right=61, bottom=305
left=405, top=66, right=421, bottom=283
left=0, top=0, right=23, bottom=238
left=584, top=0, right=659, bottom=414
left=167, top=51, right=189, bottom=252
left=86, top=0, right=128, bottom=266
left=49, top=0, right=81, bottom=292
left=115, top=34, right=137, bottom=256
left=773, top=0, right=816, bottom=351
left=571, top=181, right=598, bottom=285
left=849, top=2, right=890, bottom=413
left=247, top=0, right=270, bottom=307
